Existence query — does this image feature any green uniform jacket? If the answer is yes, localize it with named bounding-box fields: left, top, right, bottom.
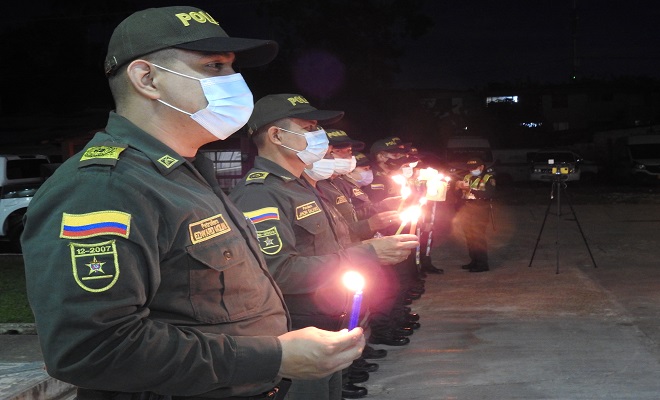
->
left=21, top=112, right=289, bottom=398
left=319, top=177, right=374, bottom=242
left=333, top=175, right=377, bottom=222
left=361, top=163, right=398, bottom=204
left=229, top=157, right=380, bottom=330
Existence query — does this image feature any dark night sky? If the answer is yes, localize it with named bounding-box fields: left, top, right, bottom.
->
left=1, top=0, right=659, bottom=147
left=397, top=0, right=660, bottom=89
left=8, top=0, right=660, bottom=88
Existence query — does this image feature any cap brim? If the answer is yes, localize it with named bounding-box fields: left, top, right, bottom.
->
left=176, top=37, right=279, bottom=68
left=290, top=109, right=345, bottom=126
left=388, top=147, right=408, bottom=153
left=331, top=139, right=365, bottom=151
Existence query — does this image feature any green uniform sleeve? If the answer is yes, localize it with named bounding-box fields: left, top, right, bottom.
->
left=22, top=163, right=282, bottom=396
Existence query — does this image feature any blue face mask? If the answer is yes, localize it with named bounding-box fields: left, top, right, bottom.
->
left=470, top=169, right=482, bottom=176
left=276, top=127, right=329, bottom=165
left=356, top=170, right=374, bottom=186
left=152, top=64, right=254, bottom=140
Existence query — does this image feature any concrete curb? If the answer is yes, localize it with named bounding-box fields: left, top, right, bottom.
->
left=0, top=324, right=37, bottom=335
left=1, top=362, right=75, bottom=400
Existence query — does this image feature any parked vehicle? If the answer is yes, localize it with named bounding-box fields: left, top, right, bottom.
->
left=444, top=136, right=494, bottom=179
left=0, top=154, right=51, bottom=252
left=491, top=148, right=537, bottom=185
left=529, top=149, right=582, bottom=183
left=612, top=135, right=660, bottom=184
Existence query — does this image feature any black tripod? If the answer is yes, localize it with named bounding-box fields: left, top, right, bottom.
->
left=528, top=175, right=598, bottom=274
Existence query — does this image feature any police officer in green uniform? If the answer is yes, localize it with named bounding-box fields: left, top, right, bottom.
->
left=361, top=138, right=427, bottom=344
left=301, top=155, right=382, bottom=397
left=324, top=130, right=399, bottom=243
left=456, top=157, right=496, bottom=272
left=20, top=7, right=364, bottom=400
left=229, top=94, right=419, bottom=400
left=324, top=133, right=419, bottom=355
left=361, top=137, right=410, bottom=203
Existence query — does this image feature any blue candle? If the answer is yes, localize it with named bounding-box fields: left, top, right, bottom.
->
left=348, top=289, right=363, bottom=330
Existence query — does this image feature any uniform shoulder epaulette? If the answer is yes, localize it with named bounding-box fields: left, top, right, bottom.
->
left=245, top=171, right=270, bottom=184
left=78, top=142, right=128, bottom=168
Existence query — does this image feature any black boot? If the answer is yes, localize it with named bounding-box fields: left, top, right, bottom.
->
left=421, top=255, right=444, bottom=274
left=342, top=382, right=368, bottom=398
left=350, top=357, right=379, bottom=373
left=369, top=328, right=411, bottom=346
left=362, top=344, right=388, bottom=359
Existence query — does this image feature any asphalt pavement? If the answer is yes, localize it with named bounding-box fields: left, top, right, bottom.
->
left=2, top=184, right=660, bottom=399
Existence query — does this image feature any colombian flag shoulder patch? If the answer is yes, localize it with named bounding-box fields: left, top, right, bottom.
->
left=60, top=211, right=131, bottom=239
left=244, top=207, right=280, bottom=224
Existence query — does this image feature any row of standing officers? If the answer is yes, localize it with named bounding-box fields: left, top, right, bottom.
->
left=20, top=5, right=494, bottom=400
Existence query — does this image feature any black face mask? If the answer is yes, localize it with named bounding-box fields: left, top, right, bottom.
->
left=385, top=155, right=419, bottom=169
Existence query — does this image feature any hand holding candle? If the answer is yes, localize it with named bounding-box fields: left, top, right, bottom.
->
left=409, top=199, right=425, bottom=235
left=408, top=205, right=422, bottom=235
left=395, top=205, right=422, bottom=235
left=342, top=271, right=365, bottom=330
left=392, top=174, right=411, bottom=212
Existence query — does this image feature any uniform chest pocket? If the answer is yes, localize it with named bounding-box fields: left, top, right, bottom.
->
left=293, top=214, right=337, bottom=256
left=187, top=235, right=265, bottom=323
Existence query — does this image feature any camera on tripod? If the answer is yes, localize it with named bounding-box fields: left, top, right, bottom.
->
left=548, top=159, right=571, bottom=181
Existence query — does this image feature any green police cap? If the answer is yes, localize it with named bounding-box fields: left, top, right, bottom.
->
left=247, top=94, right=344, bottom=134
left=104, top=6, right=278, bottom=76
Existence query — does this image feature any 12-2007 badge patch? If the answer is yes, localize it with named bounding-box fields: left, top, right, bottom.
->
left=256, top=226, right=282, bottom=255
left=70, top=240, right=119, bottom=292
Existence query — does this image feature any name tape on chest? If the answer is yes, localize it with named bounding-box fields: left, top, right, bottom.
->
left=352, top=188, right=365, bottom=197
left=188, top=214, right=231, bottom=244
left=296, top=201, right=322, bottom=220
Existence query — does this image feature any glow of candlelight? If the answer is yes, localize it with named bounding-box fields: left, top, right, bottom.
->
left=342, top=271, right=365, bottom=330
left=391, top=174, right=406, bottom=185
left=417, top=167, right=438, bottom=181
left=395, top=205, right=420, bottom=234
left=408, top=205, right=422, bottom=235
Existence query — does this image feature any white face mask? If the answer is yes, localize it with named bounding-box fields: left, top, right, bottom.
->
left=333, top=156, right=357, bottom=175
left=355, top=169, right=374, bottom=186
left=153, top=64, right=254, bottom=140
left=276, top=126, right=329, bottom=165
left=470, top=169, right=482, bottom=176
left=304, top=158, right=335, bottom=181
left=401, top=165, right=414, bottom=178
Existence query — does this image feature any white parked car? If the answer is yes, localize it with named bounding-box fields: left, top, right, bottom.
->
left=0, top=154, right=51, bottom=252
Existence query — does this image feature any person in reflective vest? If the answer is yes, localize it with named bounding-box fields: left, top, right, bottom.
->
left=455, top=157, right=496, bottom=272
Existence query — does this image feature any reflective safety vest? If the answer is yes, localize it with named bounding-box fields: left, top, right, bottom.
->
left=462, top=173, right=493, bottom=199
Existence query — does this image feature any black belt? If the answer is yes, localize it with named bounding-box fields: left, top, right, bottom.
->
left=172, top=379, right=291, bottom=400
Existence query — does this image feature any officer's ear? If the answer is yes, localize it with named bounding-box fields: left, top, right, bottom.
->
left=126, top=60, right=158, bottom=99
left=266, top=126, right=282, bottom=145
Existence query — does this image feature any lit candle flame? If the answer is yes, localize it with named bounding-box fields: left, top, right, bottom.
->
left=342, top=271, right=365, bottom=293
left=409, top=205, right=422, bottom=235
left=391, top=174, right=406, bottom=185
left=395, top=205, right=422, bottom=235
